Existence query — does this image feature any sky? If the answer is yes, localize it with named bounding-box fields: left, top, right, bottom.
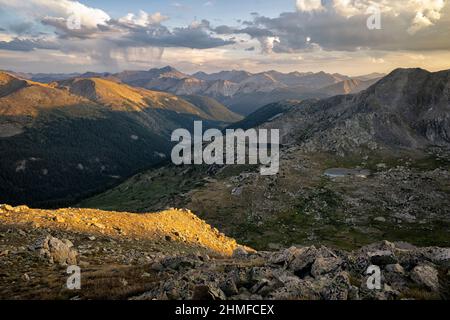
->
left=0, top=0, right=449, bottom=76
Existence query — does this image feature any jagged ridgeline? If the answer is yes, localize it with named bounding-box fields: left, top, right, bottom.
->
left=0, top=72, right=241, bottom=207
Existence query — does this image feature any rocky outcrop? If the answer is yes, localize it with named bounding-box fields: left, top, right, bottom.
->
left=31, top=235, right=78, bottom=266
left=1, top=205, right=448, bottom=300
left=134, top=240, right=449, bottom=300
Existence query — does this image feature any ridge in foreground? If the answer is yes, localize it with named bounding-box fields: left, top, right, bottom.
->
left=0, top=204, right=448, bottom=300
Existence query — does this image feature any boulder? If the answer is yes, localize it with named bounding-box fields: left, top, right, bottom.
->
left=319, top=271, right=351, bottom=300
left=385, top=264, right=404, bottom=274
left=368, top=250, right=397, bottom=266
left=269, top=276, right=320, bottom=300
left=268, top=246, right=300, bottom=266
left=192, top=284, right=226, bottom=300
left=32, top=235, right=78, bottom=266
left=0, top=204, right=14, bottom=211
left=420, top=247, right=450, bottom=266
left=411, top=264, right=440, bottom=292
left=288, top=246, right=317, bottom=277
left=311, top=257, right=342, bottom=278
left=219, top=278, right=239, bottom=297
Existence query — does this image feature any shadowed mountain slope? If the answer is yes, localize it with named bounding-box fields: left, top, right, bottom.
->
left=0, top=73, right=239, bottom=206
left=262, top=68, right=450, bottom=154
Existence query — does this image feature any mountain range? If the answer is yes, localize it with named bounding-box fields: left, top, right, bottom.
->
left=80, top=68, right=450, bottom=251
left=260, top=68, right=450, bottom=154
left=8, top=66, right=385, bottom=116
left=2, top=66, right=449, bottom=251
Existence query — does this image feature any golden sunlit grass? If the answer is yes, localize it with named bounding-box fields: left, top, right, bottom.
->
left=0, top=206, right=241, bottom=256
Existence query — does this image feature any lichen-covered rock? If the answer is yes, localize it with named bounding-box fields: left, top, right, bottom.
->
left=288, top=246, right=318, bottom=277
left=311, top=257, right=343, bottom=278
left=31, top=235, right=78, bottom=266
left=411, top=264, right=440, bottom=292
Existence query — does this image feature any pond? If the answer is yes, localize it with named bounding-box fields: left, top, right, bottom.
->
left=324, top=168, right=371, bottom=178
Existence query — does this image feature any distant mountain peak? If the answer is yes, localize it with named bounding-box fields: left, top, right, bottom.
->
left=156, top=65, right=179, bottom=73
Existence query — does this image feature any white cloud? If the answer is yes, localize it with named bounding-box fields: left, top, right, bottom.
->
left=408, top=0, right=446, bottom=33
left=0, top=0, right=111, bottom=28
left=296, top=0, right=324, bottom=12
left=331, top=0, right=446, bottom=33
left=118, top=11, right=168, bottom=27
left=259, top=36, right=280, bottom=54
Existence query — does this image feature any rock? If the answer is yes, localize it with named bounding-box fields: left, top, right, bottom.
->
left=311, top=257, right=342, bottom=278
left=268, top=246, right=299, bottom=266
left=348, top=285, right=360, bottom=300
left=374, top=217, right=386, bottom=222
left=411, top=264, right=439, bottom=292
left=53, top=216, right=65, bottom=223
left=192, top=284, right=226, bottom=300
left=231, top=187, right=243, bottom=196
left=0, top=250, right=9, bottom=256
left=288, top=246, right=317, bottom=277
left=368, top=250, right=397, bottom=266
left=219, top=278, right=239, bottom=297
left=320, top=272, right=351, bottom=300
left=12, top=205, right=29, bottom=212
left=256, top=278, right=284, bottom=297
left=88, top=236, right=96, bottom=241
left=420, top=247, right=450, bottom=266
left=161, top=257, right=196, bottom=270
left=22, top=273, right=30, bottom=281
left=91, top=222, right=105, bottom=230
left=228, top=268, right=252, bottom=287
left=31, top=235, right=78, bottom=266
left=385, top=264, right=404, bottom=274
left=269, top=276, right=320, bottom=300
left=250, top=278, right=270, bottom=294
left=0, top=204, right=14, bottom=211
left=150, top=261, right=164, bottom=272
left=232, top=246, right=249, bottom=258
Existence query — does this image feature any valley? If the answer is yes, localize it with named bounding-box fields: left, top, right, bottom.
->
left=1, top=66, right=449, bottom=300
left=80, top=68, right=450, bottom=251
left=0, top=72, right=241, bottom=206
left=1, top=0, right=450, bottom=303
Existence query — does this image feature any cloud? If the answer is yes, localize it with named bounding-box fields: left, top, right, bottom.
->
left=118, top=11, right=168, bottom=27
left=0, top=0, right=449, bottom=74
left=220, top=0, right=450, bottom=53
left=0, top=0, right=111, bottom=29
left=110, top=17, right=234, bottom=50
left=296, top=0, right=324, bottom=12
left=0, top=0, right=235, bottom=68
left=0, top=38, right=59, bottom=51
